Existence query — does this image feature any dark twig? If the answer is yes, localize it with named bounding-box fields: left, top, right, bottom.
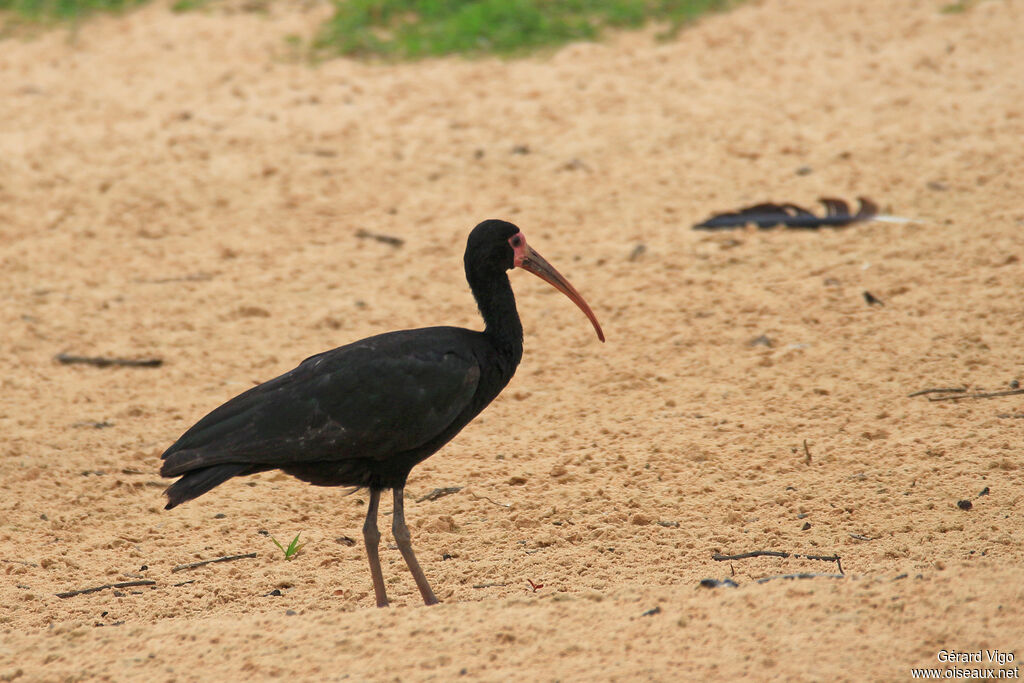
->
left=355, top=229, right=404, bottom=248
left=469, top=491, right=511, bottom=508
left=756, top=573, right=845, bottom=584
left=907, top=387, right=967, bottom=398
left=56, top=579, right=156, bottom=599
left=803, top=439, right=812, bottom=465
left=713, top=551, right=788, bottom=561
left=171, top=552, right=257, bottom=573
left=472, top=582, right=507, bottom=589
left=808, top=554, right=843, bottom=574
left=713, top=550, right=843, bottom=574
left=56, top=353, right=162, bottom=368
left=2, top=558, right=39, bottom=567
left=928, top=388, right=1024, bottom=402
left=416, top=486, right=462, bottom=503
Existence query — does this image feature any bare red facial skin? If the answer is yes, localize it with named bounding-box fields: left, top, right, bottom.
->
left=508, top=231, right=605, bottom=342
left=509, top=232, right=529, bottom=267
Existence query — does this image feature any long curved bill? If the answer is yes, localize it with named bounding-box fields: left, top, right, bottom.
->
left=516, top=245, right=605, bottom=342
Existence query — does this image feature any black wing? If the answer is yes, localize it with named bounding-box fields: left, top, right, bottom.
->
left=160, top=328, right=481, bottom=477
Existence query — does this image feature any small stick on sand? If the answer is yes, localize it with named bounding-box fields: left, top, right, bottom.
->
left=56, top=353, right=163, bottom=368
left=56, top=579, right=156, bottom=599
left=808, top=554, right=844, bottom=574
left=355, top=229, right=404, bottom=247
left=803, top=439, right=812, bottom=464
left=712, top=550, right=789, bottom=561
left=469, top=491, right=511, bottom=508
left=171, top=552, right=257, bottom=573
left=416, top=487, right=463, bottom=503
left=2, top=558, right=39, bottom=567
left=928, top=388, right=1024, bottom=402
left=907, top=387, right=967, bottom=398
left=712, top=550, right=843, bottom=574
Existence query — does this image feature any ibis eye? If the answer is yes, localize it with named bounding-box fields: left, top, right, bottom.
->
left=510, top=235, right=522, bottom=248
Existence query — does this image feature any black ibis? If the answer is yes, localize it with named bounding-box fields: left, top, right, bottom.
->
left=160, top=219, right=604, bottom=607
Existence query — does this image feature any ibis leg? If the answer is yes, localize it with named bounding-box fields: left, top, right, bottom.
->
left=392, top=488, right=439, bottom=606
left=362, top=488, right=388, bottom=608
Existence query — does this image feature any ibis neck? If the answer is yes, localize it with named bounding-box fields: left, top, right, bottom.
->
left=470, top=269, right=523, bottom=366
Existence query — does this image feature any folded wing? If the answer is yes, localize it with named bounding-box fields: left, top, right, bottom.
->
left=160, top=329, right=481, bottom=477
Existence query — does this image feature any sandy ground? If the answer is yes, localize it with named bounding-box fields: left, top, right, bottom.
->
left=1, top=0, right=1023, bottom=679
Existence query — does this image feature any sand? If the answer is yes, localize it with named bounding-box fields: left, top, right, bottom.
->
left=1, top=0, right=1022, bottom=679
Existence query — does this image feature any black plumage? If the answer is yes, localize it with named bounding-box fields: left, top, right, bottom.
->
left=160, top=219, right=603, bottom=607
left=693, top=196, right=878, bottom=230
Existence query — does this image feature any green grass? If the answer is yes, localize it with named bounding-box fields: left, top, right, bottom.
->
left=0, top=0, right=734, bottom=60
left=170, top=0, right=208, bottom=12
left=939, top=0, right=979, bottom=13
left=270, top=532, right=305, bottom=561
left=0, top=0, right=147, bottom=20
left=314, top=0, right=733, bottom=59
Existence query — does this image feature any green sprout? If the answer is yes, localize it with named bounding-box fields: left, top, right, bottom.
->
left=270, top=532, right=305, bottom=561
